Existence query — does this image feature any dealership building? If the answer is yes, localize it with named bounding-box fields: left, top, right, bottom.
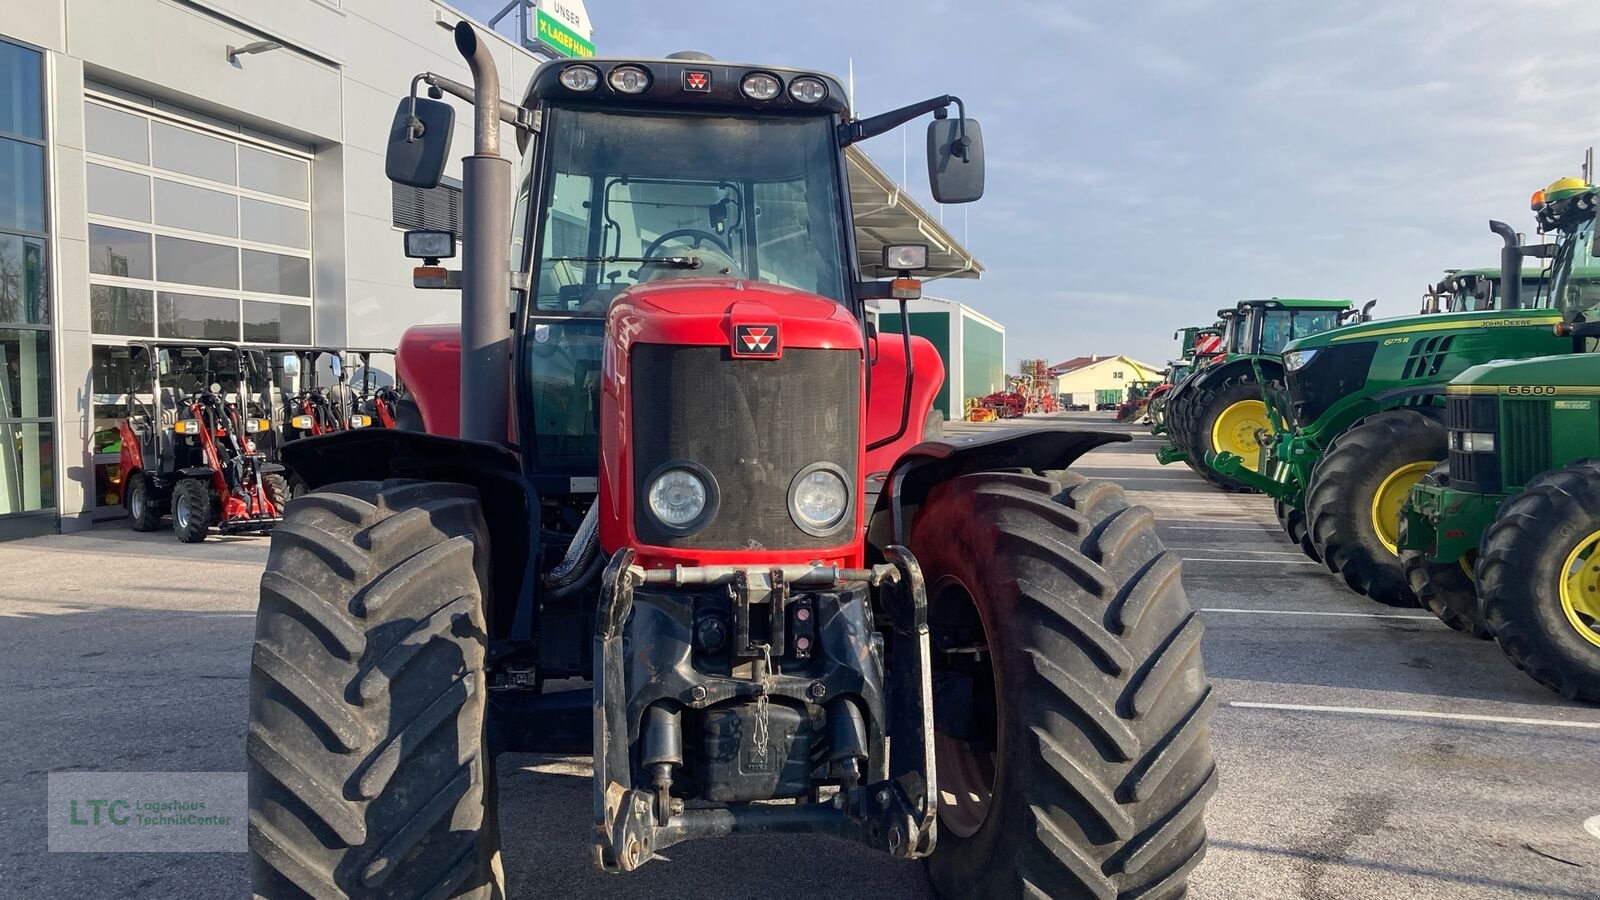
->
left=0, top=0, right=979, bottom=540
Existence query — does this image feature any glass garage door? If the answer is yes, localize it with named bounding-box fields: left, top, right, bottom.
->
left=83, top=94, right=315, bottom=513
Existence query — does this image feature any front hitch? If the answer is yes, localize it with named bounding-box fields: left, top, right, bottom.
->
left=591, top=547, right=938, bottom=871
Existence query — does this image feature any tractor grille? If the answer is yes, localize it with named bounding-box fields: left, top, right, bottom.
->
left=1285, top=341, right=1376, bottom=427
left=1446, top=394, right=1501, bottom=492
left=1400, top=334, right=1455, bottom=380
left=630, top=345, right=859, bottom=550
left=1500, top=399, right=1553, bottom=491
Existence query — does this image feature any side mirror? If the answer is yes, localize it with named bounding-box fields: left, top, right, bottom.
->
left=385, top=96, right=454, bottom=189
left=927, top=117, right=985, bottom=204
left=405, top=229, right=457, bottom=260
left=329, top=355, right=344, bottom=380
left=158, top=349, right=171, bottom=377
left=280, top=353, right=301, bottom=379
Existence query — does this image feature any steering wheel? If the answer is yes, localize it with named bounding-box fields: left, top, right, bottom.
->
left=644, top=228, right=732, bottom=260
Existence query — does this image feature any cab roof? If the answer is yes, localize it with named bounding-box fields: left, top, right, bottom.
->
left=525, top=57, right=850, bottom=116
left=1236, top=297, right=1352, bottom=310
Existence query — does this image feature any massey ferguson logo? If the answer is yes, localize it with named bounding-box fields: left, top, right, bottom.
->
left=683, top=71, right=711, bottom=92
left=735, top=324, right=779, bottom=356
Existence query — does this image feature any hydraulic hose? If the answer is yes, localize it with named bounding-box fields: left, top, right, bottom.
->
left=545, top=501, right=600, bottom=588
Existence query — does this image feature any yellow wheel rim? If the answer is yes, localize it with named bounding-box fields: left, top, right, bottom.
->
left=1210, top=400, right=1269, bottom=471
left=1558, top=529, right=1600, bottom=650
left=1459, top=550, right=1476, bottom=582
left=1370, top=461, right=1434, bottom=556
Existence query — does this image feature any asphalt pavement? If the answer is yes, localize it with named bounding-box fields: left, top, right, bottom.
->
left=2, top=412, right=1598, bottom=899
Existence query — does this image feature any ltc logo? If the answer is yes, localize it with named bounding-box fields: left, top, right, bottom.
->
left=735, top=324, right=780, bottom=357
left=683, top=70, right=711, bottom=92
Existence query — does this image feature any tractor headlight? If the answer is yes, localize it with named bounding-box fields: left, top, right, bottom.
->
left=291, top=415, right=315, bottom=430
left=788, top=464, right=849, bottom=535
left=348, top=414, right=373, bottom=428
left=174, top=419, right=201, bottom=434
left=1284, top=349, right=1319, bottom=372
left=740, top=72, right=782, bottom=101
left=244, top=418, right=270, bottom=434
left=1455, top=431, right=1496, bottom=453
left=788, top=76, right=828, bottom=104
left=608, top=65, right=651, bottom=94
left=559, top=65, right=600, bottom=92
left=648, top=466, right=712, bottom=529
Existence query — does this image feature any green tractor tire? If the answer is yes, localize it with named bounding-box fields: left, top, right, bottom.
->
left=1185, top=377, right=1265, bottom=494
left=1398, top=464, right=1488, bottom=639
left=1273, top=499, right=1320, bottom=564
left=1477, top=460, right=1600, bottom=703
left=1305, top=411, right=1447, bottom=607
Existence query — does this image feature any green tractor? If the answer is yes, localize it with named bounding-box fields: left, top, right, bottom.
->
left=1403, top=177, right=1600, bottom=700
left=1210, top=236, right=1565, bottom=606
left=1149, top=325, right=1220, bottom=435
left=1156, top=298, right=1355, bottom=492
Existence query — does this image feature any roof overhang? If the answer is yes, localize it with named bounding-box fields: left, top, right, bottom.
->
left=848, top=146, right=983, bottom=282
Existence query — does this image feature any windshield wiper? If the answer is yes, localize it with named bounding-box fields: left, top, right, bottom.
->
left=549, top=255, right=702, bottom=269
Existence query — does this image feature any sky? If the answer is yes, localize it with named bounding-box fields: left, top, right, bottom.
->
left=457, top=0, right=1600, bottom=370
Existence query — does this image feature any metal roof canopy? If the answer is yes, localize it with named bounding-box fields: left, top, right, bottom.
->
left=847, top=146, right=983, bottom=282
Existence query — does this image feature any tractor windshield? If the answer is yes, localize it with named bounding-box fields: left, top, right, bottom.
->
left=1258, top=307, right=1344, bottom=354
left=1549, top=217, right=1600, bottom=315
left=529, top=108, right=850, bottom=313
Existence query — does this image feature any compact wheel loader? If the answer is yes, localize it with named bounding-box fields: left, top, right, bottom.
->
left=245, top=24, right=1216, bottom=899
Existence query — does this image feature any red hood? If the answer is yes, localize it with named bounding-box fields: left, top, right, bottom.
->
left=606, top=278, right=863, bottom=355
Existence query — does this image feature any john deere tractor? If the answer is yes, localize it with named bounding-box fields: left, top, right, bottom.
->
left=243, top=24, right=1215, bottom=899
left=1148, top=324, right=1219, bottom=435
left=1403, top=178, right=1600, bottom=701
left=1212, top=223, right=1570, bottom=606
left=1156, top=298, right=1353, bottom=491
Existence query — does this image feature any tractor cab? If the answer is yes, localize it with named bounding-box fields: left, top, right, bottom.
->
left=1234, top=297, right=1354, bottom=356
left=115, top=341, right=285, bottom=541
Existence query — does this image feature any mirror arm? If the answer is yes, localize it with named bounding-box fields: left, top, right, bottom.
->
left=411, top=72, right=537, bottom=141
left=841, top=94, right=964, bottom=146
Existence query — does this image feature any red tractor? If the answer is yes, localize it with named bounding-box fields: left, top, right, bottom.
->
left=115, top=341, right=285, bottom=542
left=247, top=24, right=1213, bottom=899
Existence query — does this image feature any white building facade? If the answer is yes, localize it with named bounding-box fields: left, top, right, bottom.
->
left=1, top=0, right=540, bottom=538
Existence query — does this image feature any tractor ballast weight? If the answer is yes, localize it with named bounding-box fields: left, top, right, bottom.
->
left=249, top=21, right=1213, bottom=900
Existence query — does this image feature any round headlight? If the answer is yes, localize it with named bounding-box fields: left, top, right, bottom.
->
left=788, top=76, right=828, bottom=104
left=741, top=72, right=782, bottom=101
left=648, top=467, right=710, bottom=528
left=559, top=65, right=600, bottom=92
left=608, top=65, right=651, bottom=94
left=789, top=465, right=849, bottom=534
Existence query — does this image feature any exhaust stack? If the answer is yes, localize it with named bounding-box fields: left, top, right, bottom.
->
left=454, top=22, right=513, bottom=444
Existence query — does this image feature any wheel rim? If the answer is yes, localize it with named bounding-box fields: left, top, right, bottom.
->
left=1370, top=461, right=1434, bottom=556
left=1209, top=399, right=1268, bottom=471
left=1459, top=550, right=1476, bottom=582
left=1558, top=529, right=1600, bottom=650
left=130, top=480, right=145, bottom=518
left=929, top=575, right=996, bottom=839
left=175, top=493, right=191, bottom=531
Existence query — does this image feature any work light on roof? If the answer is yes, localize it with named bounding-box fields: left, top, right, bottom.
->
left=741, top=72, right=782, bottom=101
left=609, top=65, right=651, bottom=94
left=788, top=76, right=828, bottom=104
left=559, top=65, right=600, bottom=91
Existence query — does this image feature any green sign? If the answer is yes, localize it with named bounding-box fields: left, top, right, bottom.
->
left=536, top=8, right=594, bottom=58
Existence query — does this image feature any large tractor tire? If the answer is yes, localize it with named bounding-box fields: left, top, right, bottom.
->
left=1187, top=376, right=1266, bottom=493
left=1398, top=463, right=1488, bottom=639
left=1273, top=498, right=1320, bottom=563
left=263, top=472, right=291, bottom=515
left=247, top=479, right=504, bottom=899
left=172, top=478, right=212, bottom=543
left=126, top=472, right=162, bottom=532
left=1477, top=460, right=1600, bottom=703
left=912, top=469, right=1215, bottom=900
left=1305, top=411, right=1445, bottom=606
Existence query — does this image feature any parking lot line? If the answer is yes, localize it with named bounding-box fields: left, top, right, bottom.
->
left=1585, top=815, right=1600, bottom=841
left=1201, top=607, right=1437, bottom=620
left=1229, top=701, right=1600, bottom=730
left=1167, top=547, right=1313, bottom=555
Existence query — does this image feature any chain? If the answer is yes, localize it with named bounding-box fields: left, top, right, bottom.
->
left=753, top=643, right=771, bottom=761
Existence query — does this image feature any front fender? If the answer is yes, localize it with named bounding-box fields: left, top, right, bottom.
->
left=865, top=426, right=1130, bottom=556
left=281, top=429, right=539, bottom=645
